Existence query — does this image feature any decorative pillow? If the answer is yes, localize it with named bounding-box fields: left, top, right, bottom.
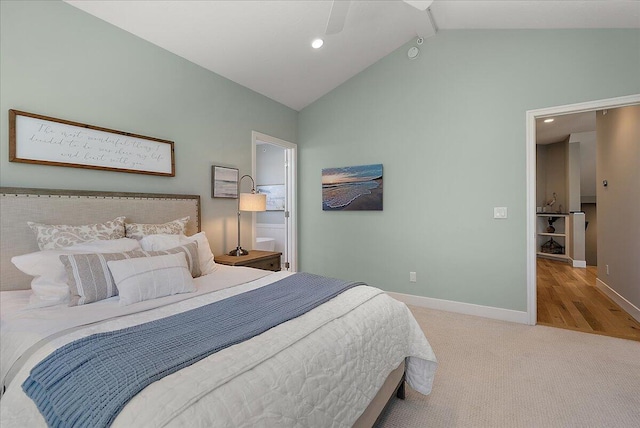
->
left=60, top=242, right=201, bottom=306
left=28, top=217, right=126, bottom=250
left=11, top=238, right=142, bottom=308
left=139, top=232, right=216, bottom=275
left=108, top=253, right=196, bottom=306
left=125, top=217, right=189, bottom=240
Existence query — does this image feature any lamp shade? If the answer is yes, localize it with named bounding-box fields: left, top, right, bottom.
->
left=239, top=192, right=266, bottom=212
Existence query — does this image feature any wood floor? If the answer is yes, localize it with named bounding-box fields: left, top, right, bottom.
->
left=537, top=258, right=640, bottom=342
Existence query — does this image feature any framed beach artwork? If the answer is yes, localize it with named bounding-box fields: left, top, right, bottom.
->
left=257, top=184, right=285, bottom=211
left=322, top=164, right=383, bottom=211
left=211, top=166, right=238, bottom=198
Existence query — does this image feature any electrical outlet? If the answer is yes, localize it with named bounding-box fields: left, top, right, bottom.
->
left=409, top=272, right=417, bottom=283
left=606, top=265, right=610, bottom=275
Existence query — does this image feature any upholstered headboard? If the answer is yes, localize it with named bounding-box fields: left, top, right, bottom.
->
left=0, top=187, right=200, bottom=291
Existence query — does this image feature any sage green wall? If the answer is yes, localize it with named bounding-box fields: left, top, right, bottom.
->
left=0, top=1, right=297, bottom=255
left=298, top=30, right=640, bottom=311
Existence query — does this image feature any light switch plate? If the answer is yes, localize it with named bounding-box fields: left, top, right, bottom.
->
left=494, top=207, right=508, bottom=219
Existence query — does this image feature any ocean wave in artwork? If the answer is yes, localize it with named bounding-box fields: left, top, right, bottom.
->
left=322, top=181, right=379, bottom=209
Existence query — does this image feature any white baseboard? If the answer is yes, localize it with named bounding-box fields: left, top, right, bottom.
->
left=595, top=278, right=640, bottom=323
left=386, top=291, right=529, bottom=324
left=570, top=258, right=587, bottom=268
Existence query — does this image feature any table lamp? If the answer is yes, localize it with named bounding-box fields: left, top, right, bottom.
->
left=229, top=174, right=266, bottom=256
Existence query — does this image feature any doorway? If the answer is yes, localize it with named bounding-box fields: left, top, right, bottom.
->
left=525, top=94, right=640, bottom=334
left=533, top=104, right=640, bottom=341
left=252, top=131, right=297, bottom=272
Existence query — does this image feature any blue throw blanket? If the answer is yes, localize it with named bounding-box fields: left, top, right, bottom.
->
left=23, top=273, right=362, bottom=428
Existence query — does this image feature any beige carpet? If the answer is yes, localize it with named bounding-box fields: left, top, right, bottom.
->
left=376, top=305, right=640, bottom=428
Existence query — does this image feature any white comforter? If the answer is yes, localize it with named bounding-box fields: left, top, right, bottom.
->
left=1, top=267, right=437, bottom=427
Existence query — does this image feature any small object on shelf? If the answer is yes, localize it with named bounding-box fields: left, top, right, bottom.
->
left=546, top=216, right=558, bottom=233
left=544, top=192, right=557, bottom=212
left=541, top=238, right=564, bottom=255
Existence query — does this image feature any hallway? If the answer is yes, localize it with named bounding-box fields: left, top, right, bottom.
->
left=537, top=258, right=640, bottom=341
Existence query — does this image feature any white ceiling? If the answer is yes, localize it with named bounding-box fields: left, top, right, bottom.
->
left=64, top=1, right=640, bottom=111
left=536, top=111, right=596, bottom=145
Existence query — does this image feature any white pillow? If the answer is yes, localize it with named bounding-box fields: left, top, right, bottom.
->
left=11, top=238, right=142, bottom=308
left=139, top=232, right=216, bottom=275
left=107, top=253, right=196, bottom=306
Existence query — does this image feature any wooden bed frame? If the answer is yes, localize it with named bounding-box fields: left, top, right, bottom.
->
left=0, top=186, right=405, bottom=427
left=354, top=361, right=406, bottom=427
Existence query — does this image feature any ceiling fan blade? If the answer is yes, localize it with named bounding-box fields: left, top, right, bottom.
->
left=325, top=0, right=351, bottom=35
left=403, top=0, right=434, bottom=12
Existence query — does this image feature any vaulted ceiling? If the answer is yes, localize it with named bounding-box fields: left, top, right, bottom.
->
left=65, top=1, right=640, bottom=111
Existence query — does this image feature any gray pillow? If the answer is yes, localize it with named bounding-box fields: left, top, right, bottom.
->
left=60, top=241, right=200, bottom=306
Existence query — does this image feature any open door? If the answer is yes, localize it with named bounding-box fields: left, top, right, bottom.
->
left=252, top=131, right=297, bottom=272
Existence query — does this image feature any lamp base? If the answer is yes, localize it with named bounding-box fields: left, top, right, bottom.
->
left=228, top=247, right=249, bottom=257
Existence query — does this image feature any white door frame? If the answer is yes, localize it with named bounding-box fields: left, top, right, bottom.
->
left=525, top=93, right=640, bottom=325
left=251, top=131, right=298, bottom=272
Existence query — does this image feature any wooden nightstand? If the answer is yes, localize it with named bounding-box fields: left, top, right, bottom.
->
left=214, top=250, right=282, bottom=272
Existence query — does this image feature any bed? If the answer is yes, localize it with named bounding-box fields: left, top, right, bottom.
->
left=0, top=187, right=437, bottom=427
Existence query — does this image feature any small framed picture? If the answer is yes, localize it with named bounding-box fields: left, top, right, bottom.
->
left=212, top=166, right=239, bottom=198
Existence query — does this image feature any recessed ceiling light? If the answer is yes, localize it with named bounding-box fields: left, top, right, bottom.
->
left=544, top=118, right=554, bottom=123
left=311, top=38, right=324, bottom=49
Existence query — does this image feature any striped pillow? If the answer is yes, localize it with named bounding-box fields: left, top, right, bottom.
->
left=60, top=242, right=201, bottom=306
left=108, top=253, right=196, bottom=306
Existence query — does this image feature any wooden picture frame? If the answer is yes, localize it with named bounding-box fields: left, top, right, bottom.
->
left=9, top=109, right=175, bottom=176
left=212, top=165, right=239, bottom=198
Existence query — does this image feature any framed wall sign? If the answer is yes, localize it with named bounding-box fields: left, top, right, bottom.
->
left=9, top=109, right=175, bottom=176
left=212, top=165, right=239, bottom=198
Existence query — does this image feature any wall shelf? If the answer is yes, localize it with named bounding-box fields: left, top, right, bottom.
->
left=536, top=213, right=570, bottom=261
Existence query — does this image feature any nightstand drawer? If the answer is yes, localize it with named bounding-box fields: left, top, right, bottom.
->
left=246, top=256, right=280, bottom=272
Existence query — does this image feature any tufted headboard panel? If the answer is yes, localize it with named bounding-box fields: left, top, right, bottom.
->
left=0, top=187, right=200, bottom=291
